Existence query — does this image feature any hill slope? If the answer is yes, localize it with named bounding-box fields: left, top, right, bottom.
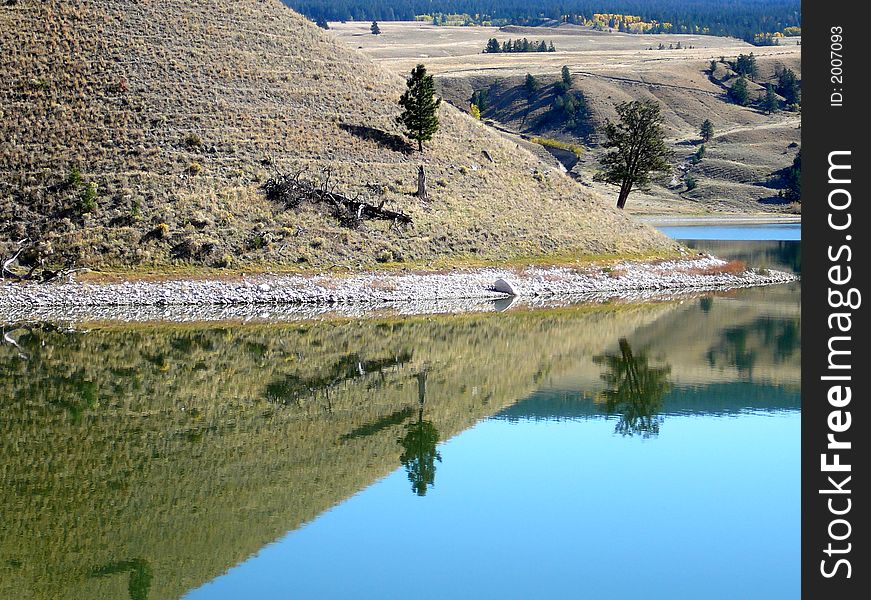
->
left=0, top=1, right=673, bottom=274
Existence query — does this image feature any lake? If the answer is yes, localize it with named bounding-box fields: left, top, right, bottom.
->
left=0, top=226, right=800, bottom=599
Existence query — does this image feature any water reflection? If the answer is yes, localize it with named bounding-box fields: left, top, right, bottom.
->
left=0, top=240, right=800, bottom=599
left=91, top=559, right=153, bottom=600
left=705, top=317, right=800, bottom=379
left=398, top=370, right=442, bottom=496
left=594, top=338, right=672, bottom=437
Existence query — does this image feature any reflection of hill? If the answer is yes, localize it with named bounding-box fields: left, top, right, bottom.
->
left=681, top=240, right=801, bottom=275
left=549, top=284, right=800, bottom=391
left=0, top=303, right=677, bottom=600
left=496, top=381, right=800, bottom=423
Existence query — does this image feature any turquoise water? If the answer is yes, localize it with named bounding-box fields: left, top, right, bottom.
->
left=0, top=232, right=800, bottom=600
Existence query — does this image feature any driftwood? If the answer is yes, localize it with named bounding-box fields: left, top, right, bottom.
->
left=263, top=170, right=412, bottom=229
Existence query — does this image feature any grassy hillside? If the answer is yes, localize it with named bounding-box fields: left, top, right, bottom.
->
left=333, top=21, right=801, bottom=215
left=439, top=54, right=801, bottom=214
left=0, top=1, right=673, bottom=275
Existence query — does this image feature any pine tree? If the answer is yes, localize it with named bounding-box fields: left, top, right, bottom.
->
left=370, top=21, right=381, bottom=35
left=776, top=68, right=800, bottom=106
left=762, top=84, right=779, bottom=114
left=561, top=65, right=573, bottom=87
left=397, top=64, right=441, bottom=152
left=700, top=119, right=714, bottom=142
left=315, top=17, right=329, bottom=29
left=525, top=73, right=539, bottom=94
left=548, top=41, right=556, bottom=52
left=730, top=76, right=749, bottom=106
left=783, top=149, right=801, bottom=201
left=484, top=38, right=501, bottom=53
left=594, top=100, right=671, bottom=209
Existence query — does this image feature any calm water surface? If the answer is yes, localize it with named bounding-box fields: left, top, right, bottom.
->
left=0, top=230, right=800, bottom=599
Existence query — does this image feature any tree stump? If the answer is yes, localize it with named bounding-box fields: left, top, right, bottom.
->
left=417, top=165, right=428, bottom=201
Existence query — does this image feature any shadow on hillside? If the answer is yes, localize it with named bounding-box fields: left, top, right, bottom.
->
left=339, top=124, right=414, bottom=154
left=758, top=195, right=794, bottom=205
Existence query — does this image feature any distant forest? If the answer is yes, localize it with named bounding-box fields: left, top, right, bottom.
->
left=284, top=1, right=801, bottom=43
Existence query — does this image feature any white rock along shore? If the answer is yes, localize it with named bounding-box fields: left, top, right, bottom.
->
left=0, top=256, right=797, bottom=319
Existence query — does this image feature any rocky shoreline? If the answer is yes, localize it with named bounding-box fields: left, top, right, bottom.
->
left=0, top=256, right=797, bottom=323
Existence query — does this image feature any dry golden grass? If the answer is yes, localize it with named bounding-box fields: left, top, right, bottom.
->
left=344, top=21, right=801, bottom=216
left=0, top=1, right=675, bottom=274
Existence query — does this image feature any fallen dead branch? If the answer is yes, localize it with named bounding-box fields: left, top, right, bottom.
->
left=2, top=238, right=82, bottom=283
left=263, top=170, right=412, bottom=229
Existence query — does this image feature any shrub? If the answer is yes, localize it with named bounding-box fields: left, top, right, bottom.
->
left=79, top=182, right=98, bottom=213
left=153, top=223, right=170, bottom=239
left=685, top=175, right=697, bottom=191
left=215, top=253, right=234, bottom=268
left=530, top=137, right=584, bottom=158
left=67, top=167, right=83, bottom=188
left=187, top=162, right=203, bottom=175
left=184, top=133, right=203, bottom=149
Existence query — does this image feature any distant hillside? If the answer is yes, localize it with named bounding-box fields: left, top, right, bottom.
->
left=0, top=0, right=673, bottom=275
left=285, top=0, right=801, bottom=42
left=436, top=53, right=801, bottom=214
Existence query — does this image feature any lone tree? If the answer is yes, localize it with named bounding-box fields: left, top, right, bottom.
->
left=595, top=100, right=671, bottom=209
left=370, top=20, right=381, bottom=35
left=397, top=64, right=441, bottom=152
left=700, top=119, right=714, bottom=142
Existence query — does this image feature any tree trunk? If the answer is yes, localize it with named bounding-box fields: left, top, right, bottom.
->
left=417, top=166, right=428, bottom=201
left=616, top=182, right=632, bottom=209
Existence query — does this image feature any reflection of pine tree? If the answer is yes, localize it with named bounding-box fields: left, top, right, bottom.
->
left=594, top=338, right=671, bottom=437
left=91, top=559, right=152, bottom=600
left=398, top=370, right=441, bottom=496
left=399, top=411, right=441, bottom=496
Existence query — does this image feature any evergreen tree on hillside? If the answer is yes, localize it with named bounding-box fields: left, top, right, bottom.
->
left=595, top=100, right=671, bottom=209
left=397, top=64, right=441, bottom=152
left=561, top=65, right=573, bottom=87
left=729, top=75, right=749, bottom=106
left=370, top=20, right=381, bottom=34
left=315, top=17, right=329, bottom=29
left=762, top=84, right=779, bottom=114
left=776, top=67, right=800, bottom=106
left=525, top=73, right=540, bottom=95
left=783, top=149, right=801, bottom=201
left=484, top=38, right=501, bottom=53
left=700, top=119, right=714, bottom=142
left=733, top=53, right=758, bottom=78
